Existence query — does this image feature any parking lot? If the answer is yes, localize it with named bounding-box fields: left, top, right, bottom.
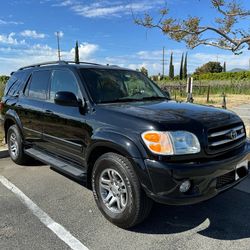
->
left=0, top=155, right=250, bottom=250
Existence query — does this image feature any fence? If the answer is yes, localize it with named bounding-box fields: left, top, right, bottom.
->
left=160, top=82, right=250, bottom=98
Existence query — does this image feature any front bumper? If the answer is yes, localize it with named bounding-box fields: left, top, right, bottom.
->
left=142, top=141, right=250, bottom=205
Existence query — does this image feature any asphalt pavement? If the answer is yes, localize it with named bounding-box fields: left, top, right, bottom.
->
left=1, top=156, right=250, bottom=250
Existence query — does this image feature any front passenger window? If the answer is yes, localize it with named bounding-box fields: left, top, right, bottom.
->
left=50, top=70, right=79, bottom=101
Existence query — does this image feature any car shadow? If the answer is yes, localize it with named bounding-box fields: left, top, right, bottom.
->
left=22, top=158, right=46, bottom=167
left=39, top=164, right=250, bottom=240
left=131, top=188, right=250, bottom=240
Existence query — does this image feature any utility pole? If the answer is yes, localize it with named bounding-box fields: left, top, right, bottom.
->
left=162, top=46, right=165, bottom=78
left=56, top=31, right=61, bottom=61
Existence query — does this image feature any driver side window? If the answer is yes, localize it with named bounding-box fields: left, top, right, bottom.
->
left=50, top=70, right=79, bottom=101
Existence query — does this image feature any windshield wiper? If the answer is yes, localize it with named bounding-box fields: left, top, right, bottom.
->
left=99, top=96, right=169, bottom=104
left=99, top=98, right=141, bottom=103
left=141, top=96, right=170, bottom=101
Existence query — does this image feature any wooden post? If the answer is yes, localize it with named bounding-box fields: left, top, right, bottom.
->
left=222, top=93, right=227, bottom=109
left=186, top=77, right=193, bottom=103
left=206, top=85, right=210, bottom=103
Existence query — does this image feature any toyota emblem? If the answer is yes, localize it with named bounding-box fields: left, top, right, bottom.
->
left=230, top=130, right=237, bottom=140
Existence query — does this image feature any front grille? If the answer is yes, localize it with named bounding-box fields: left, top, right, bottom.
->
left=216, top=171, right=235, bottom=189
left=207, top=122, right=246, bottom=154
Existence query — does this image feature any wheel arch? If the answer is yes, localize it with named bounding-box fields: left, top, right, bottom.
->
left=4, top=111, right=23, bottom=143
left=85, top=131, right=145, bottom=189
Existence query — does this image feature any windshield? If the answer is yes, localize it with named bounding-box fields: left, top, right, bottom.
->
left=80, top=68, right=166, bottom=103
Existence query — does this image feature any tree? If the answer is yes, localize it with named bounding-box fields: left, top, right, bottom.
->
left=179, top=53, right=184, bottom=80
left=169, top=52, right=174, bottom=79
left=140, top=66, right=148, bottom=76
left=135, top=0, right=250, bottom=54
left=75, top=41, right=80, bottom=64
left=0, top=75, right=9, bottom=98
left=223, top=61, right=227, bottom=72
left=0, top=75, right=9, bottom=84
left=183, top=52, right=188, bottom=79
left=194, top=61, right=223, bottom=74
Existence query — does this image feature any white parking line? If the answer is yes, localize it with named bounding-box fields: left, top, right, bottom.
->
left=0, top=175, right=89, bottom=250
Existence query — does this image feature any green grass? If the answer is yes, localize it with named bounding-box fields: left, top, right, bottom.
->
left=0, top=129, right=4, bottom=146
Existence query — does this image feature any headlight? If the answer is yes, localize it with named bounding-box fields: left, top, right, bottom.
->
left=141, top=131, right=200, bottom=155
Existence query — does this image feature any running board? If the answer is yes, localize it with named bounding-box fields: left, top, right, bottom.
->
left=24, top=148, right=87, bottom=182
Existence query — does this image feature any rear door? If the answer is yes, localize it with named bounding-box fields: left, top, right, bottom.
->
left=17, top=70, right=50, bottom=147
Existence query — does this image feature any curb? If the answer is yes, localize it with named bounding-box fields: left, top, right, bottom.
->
left=0, top=148, right=9, bottom=158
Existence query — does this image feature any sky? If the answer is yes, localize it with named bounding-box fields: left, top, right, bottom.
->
left=0, top=0, right=250, bottom=76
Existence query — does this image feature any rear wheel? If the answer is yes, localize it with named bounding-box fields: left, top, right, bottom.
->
left=7, top=125, right=28, bottom=164
left=92, top=152, right=153, bottom=228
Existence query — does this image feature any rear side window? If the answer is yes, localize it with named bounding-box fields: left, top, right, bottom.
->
left=26, top=70, right=50, bottom=100
left=4, top=71, right=30, bottom=97
left=4, top=76, right=17, bottom=96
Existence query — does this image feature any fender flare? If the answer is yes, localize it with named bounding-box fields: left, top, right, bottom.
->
left=85, top=130, right=153, bottom=191
left=4, top=109, right=24, bottom=138
left=86, top=130, right=143, bottom=161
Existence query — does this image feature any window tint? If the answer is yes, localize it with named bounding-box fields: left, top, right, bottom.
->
left=81, top=69, right=164, bottom=103
left=50, top=70, right=79, bottom=100
left=4, top=71, right=28, bottom=97
left=4, top=76, right=17, bottom=96
left=27, top=70, right=50, bottom=99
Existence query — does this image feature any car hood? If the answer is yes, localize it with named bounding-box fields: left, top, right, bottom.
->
left=99, top=100, right=242, bottom=130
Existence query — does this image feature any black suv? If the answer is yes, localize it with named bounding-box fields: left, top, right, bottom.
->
left=1, top=61, right=250, bottom=228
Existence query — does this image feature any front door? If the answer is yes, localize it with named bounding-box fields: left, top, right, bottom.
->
left=43, top=69, right=87, bottom=165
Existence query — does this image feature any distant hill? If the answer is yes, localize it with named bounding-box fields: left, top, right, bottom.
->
left=228, top=68, right=248, bottom=72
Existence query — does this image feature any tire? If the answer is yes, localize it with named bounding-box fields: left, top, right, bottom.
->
left=7, top=125, right=28, bottom=165
left=92, top=152, right=153, bottom=229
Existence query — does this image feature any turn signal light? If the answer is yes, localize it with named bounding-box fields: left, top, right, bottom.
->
left=144, top=132, right=160, bottom=143
left=142, top=131, right=174, bottom=155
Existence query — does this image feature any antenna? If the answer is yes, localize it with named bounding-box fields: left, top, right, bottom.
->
left=56, top=31, right=61, bottom=61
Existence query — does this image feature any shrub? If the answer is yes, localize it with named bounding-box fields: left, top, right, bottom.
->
left=192, top=71, right=250, bottom=81
left=0, top=75, right=9, bottom=99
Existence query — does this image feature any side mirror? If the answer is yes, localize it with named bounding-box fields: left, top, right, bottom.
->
left=163, top=90, right=171, bottom=100
left=54, top=91, right=79, bottom=106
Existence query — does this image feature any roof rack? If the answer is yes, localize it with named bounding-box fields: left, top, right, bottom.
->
left=19, top=61, right=67, bottom=70
left=66, top=61, right=102, bottom=66
left=18, top=60, right=102, bottom=71
left=106, top=64, right=120, bottom=68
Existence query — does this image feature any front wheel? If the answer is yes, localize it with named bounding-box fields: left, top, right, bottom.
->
left=7, top=125, right=28, bottom=165
left=92, top=152, right=152, bottom=228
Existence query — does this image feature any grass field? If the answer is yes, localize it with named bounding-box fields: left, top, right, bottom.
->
left=0, top=129, right=5, bottom=147
left=174, top=94, right=250, bottom=109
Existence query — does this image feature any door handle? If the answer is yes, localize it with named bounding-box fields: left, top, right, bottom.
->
left=45, top=109, right=53, bottom=114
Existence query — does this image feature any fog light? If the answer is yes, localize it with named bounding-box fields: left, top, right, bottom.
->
left=179, top=180, right=191, bottom=193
